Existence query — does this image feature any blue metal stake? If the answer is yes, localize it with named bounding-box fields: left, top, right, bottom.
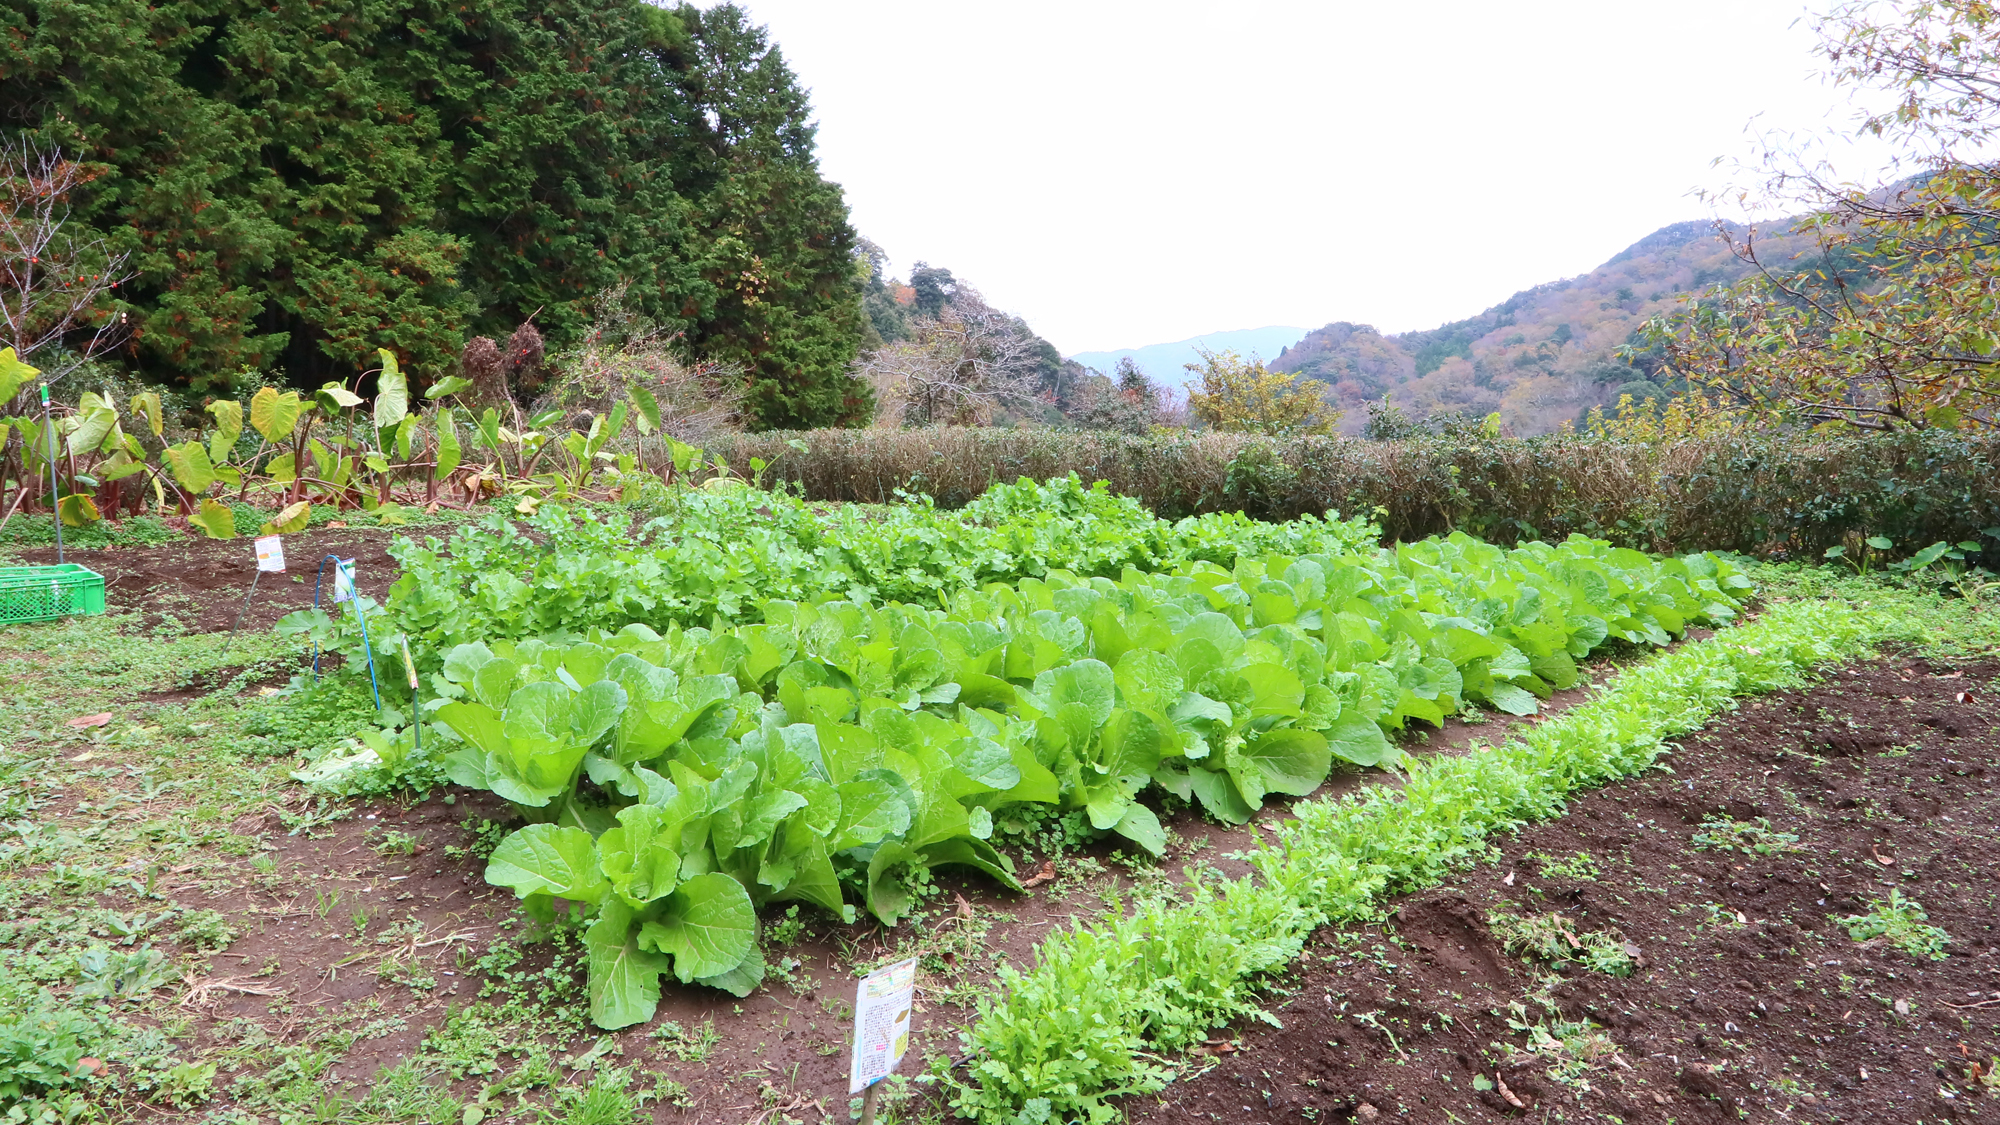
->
left=309, top=553, right=381, bottom=710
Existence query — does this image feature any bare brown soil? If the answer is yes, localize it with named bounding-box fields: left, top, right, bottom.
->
left=1129, top=657, right=2000, bottom=1125
left=18, top=527, right=403, bottom=633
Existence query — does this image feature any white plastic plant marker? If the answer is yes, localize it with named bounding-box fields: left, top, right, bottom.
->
left=332, top=558, right=357, bottom=603
left=848, top=957, right=917, bottom=1095
left=254, top=535, right=286, bottom=573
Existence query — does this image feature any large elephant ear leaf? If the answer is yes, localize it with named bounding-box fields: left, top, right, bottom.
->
left=584, top=899, right=668, bottom=1030
left=1240, top=728, right=1331, bottom=797
left=372, top=348, right=408, bottom=430
left=485, top=824, right=608, bottom=904
left=638, top=873, right=757, bottom=984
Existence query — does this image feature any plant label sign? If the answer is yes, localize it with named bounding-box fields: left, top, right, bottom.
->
left=332, top=558, right=358, bottom=603
left=254, top=535, right=286, bottom=573
left=848, top=957, right=917, bottom=1094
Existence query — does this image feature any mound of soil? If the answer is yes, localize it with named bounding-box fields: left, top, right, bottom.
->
left=17, top=527, right=404, bottom=633
left=1131, top=657, right=2000, bottom=1124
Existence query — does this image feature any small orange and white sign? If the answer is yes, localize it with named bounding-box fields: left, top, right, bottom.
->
left=254, top=535, right=286, bottom=573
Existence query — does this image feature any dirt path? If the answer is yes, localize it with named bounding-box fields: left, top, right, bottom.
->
left=1128, top=657, right=2000, bottom=1124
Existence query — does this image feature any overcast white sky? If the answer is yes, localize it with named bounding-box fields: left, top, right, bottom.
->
left=722, top=1, right=1901, bottom=355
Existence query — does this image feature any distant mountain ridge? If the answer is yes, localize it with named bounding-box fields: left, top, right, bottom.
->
left=1069, top=326, right=1308, bottom=386
left=1270, top=219, right=1789, bottom=435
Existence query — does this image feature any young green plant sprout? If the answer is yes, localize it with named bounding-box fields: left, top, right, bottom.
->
left=1690, top=816, right=1801, bottom=856
left=1839, top=890, right=1950, bottom=961
left=1824, top=536, right=1894, bottom=575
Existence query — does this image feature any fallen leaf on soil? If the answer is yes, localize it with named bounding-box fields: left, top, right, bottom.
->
left=1872, top=845, right=1896, bottom=866
left=1201, top=1039, right=1238, bottom=1055
left=75, top=1057, right=104, bottom=1076
left=66, top=712, right=113, bottom=728
left=69, top=752, right=94, bottom=762
left=1020, top=860, right=1056, bottom=889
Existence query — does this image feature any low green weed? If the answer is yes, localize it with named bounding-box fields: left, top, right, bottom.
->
left=1489, top=912, right=1636, bottom=976
left=1501, top=1002, right=1619, bottom=1088
left=648, top=1019, right=719, bottom=1063
left=1839, top=890, right=1950, bottom=960
left=1526, top=851, right=1600, bottom=881
left=173, top=909, right=240, bottom=951
left=1691, top=816, right=1801, bottom=856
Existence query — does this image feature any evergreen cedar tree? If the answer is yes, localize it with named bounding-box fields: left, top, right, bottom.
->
left=0, top=0, right=870, bottom=429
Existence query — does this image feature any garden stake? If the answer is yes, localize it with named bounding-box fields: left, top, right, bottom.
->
left=219, top=567, right=262, bottom=661
left=400, top=635, right=420, bottom=756
left=310, top=553, right=381, bottom=710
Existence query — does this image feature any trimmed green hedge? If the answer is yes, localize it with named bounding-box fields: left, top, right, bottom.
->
left=944, top=597, right=1885, bottom=1124
left=712, top=427, right=2000, bottom=559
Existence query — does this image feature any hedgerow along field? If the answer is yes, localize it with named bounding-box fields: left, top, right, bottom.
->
left=1, top=460, right=1995, bottom=1124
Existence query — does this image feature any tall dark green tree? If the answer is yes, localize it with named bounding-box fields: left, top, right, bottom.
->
left=658, top=4, right=869, bottom=428
left=0, top=0, right=866, bottom=427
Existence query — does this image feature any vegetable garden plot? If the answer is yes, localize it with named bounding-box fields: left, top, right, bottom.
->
left=1126, top=657, right=2000, bottom=1125
left=335, top=529, right=1752, bottom=1029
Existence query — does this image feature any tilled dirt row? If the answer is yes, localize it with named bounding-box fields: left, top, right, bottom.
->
left=1130, top=657, right=2000, bottom=1124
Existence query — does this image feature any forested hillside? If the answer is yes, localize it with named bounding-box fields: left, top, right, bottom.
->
left=0, top=0, right=867, bottom=428
left=1272, top=220, right=1810, bottom=433
left=852, top=250, right=1172, bottom=432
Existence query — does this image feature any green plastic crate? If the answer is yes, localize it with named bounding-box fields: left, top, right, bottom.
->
left=0, top=564, right=107, bottom=625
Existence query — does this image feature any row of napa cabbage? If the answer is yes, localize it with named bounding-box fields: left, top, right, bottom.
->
left=344, top=533, right=1752, bottom=1029
left=349, top=475, right=1381, bottom=674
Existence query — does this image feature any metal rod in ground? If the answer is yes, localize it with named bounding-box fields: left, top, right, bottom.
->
left=310, top=555, right=336, bottom=683
left=351, top=573, right=382, bottom=711
left=41, top=383, right=62, bottom=565
left=858, top=1082, right=878, bottom=1125
left=219, top=567, right=263, bottom=661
